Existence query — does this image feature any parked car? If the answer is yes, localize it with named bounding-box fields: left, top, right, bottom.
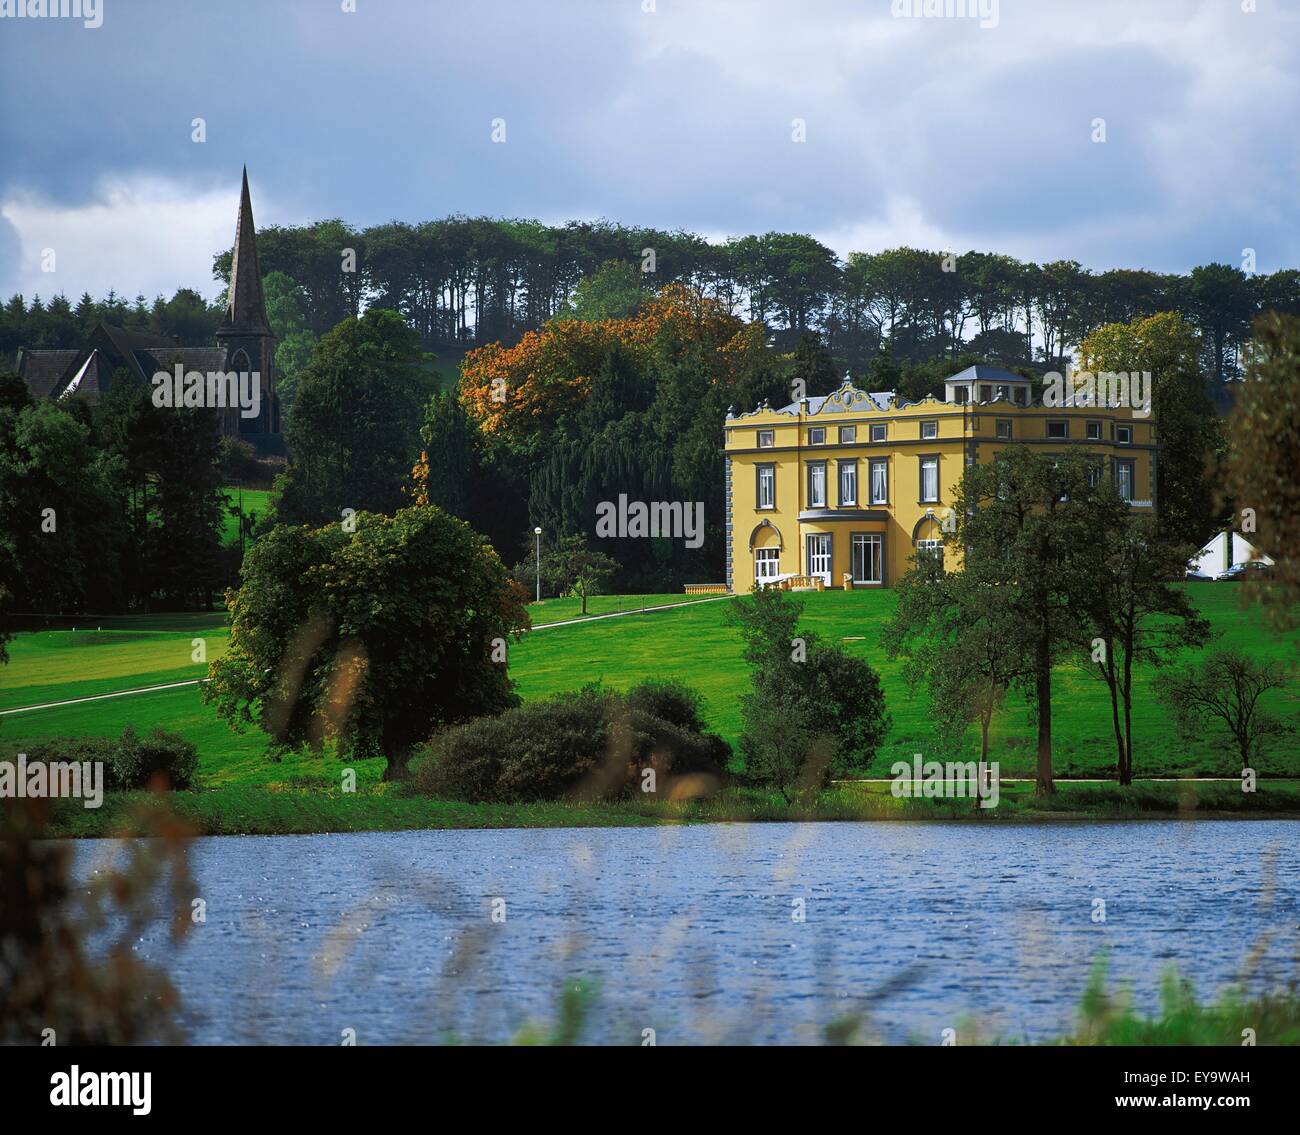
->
left=1215, top=561, right=1271, bottom=582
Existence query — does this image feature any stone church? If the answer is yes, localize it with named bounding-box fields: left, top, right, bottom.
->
left=17, top=167, right=283, bottom=453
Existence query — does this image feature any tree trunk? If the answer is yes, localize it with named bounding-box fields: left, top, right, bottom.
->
left=1119, top=625, right=1137, bottom=785
left=1106, top=668, right=1126, bottom=785
left=1035, top=634, right=1054, bottom=796
left=1121, top=677, right=1135, bottom=787
left=382, top=745, right=410, bottom=782
left=975, top=711, right=991, bottom=812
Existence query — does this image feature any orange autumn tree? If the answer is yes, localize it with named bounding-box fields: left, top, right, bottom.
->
left=458, top=283, right=767, bottom=453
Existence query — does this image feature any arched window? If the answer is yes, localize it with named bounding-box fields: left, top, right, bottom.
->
left=750, top=520, right=784, bottom=586
left=912, top=515, right=944, bottom=566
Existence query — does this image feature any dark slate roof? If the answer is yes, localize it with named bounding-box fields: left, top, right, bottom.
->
left=948, top=364, right=1031, bottom=385
left=17, top=349, right=79, bottom=398
left=133, top=347, right=230, bottom=379
left=59, top=349, right=115, bottom=399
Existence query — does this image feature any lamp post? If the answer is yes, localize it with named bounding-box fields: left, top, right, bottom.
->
left=534, top=526, right=542, bottom=603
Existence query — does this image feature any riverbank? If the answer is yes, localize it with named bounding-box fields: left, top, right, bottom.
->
left=30, top=778, right=1300, bottom=838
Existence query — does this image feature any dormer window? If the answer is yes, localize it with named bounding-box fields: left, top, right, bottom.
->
left=980, top=385, right=993, bottom=401
left=953, top=386, right=970, bottom=404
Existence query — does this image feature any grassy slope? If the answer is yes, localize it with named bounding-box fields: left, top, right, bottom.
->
left=2, top=586, right=1298, bottom=836
left=527, top=593, right=713, bottom=626
left=511, top=585, right=1300, bottom=778
left=0, top=622, right=229, bottom=711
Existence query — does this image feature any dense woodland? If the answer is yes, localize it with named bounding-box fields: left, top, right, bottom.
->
left=6, top=216, right=1300, bottom=386
left=3, top=214, right=1299, bottom=612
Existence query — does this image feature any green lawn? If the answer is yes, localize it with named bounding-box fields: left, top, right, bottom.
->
left=527, top=593, right=723, bottom=626
left=511, top=585, right=1300, bottom=779
left=219, top=486, right=274, bottom=545
left=2, top=586, right=1297, bottom=830
left=0, top=617, right=229, bottom=712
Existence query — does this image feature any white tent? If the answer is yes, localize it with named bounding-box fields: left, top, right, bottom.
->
left=1187, top=529, right=1274, bottom=579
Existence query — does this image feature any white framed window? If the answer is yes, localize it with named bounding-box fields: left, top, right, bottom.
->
left=869, top=422, right=886, bottom=442
left=1047, top=420, right=1068, bottom=439
left=920, top=457, right=939, bottom=503
left=755, top=547, right=781, bottom=583
left=808, top=462, right=827, bottom=508
left=806, top=533, right=832, bottom=581
left=1086, top=420, right=1101, bottom=440
left=1116, top=425, right=1132, bottom=444
left=921, top=420, right=938, bottom=439
left=809, top=427, right=825, bottom=445
left=851, top=533, right=883, bottom=584
left=838, top=460, right=857, bottom=506
left=916, top=538, right=943, bottom=563
left=870, top=458, right=888, bottom=505
left=758, top=429, right=775, bottom=448
left=839, top=425, right=856, bottom=444
left=756, top=463, right=775, bottom=509
left=996, top=419, right=1012, bottom=439
left=1116, top=459, right=1134, bottom=502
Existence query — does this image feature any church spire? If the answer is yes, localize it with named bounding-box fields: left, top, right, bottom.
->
left=222, top=166, right=271, bottom=334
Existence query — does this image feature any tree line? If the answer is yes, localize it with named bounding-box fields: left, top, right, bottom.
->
left=7, top=217, right=1300, bottom=389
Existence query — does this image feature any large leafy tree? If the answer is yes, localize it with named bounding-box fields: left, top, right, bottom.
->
left=556, top=259, right=647, bottom=322
left=952, top=446, right=1113, bottom=795
left=1073, top=516, right=1211, bottom=783
left=1181, top=263, right=1256, bottom=387
left=1225, top=312, right=1300, bottom=630
left=204, top=504, right=530, bottom=779
left=1080, top=311, right=1223, bottom=550
left=460, top=284, right=782, bottom=588
left=261, top=271, right=318, bottom=420
left=0, top=395, right=124, bottom=621
left=276, top=308, right=429, bottom=526
left=92, top=380, right=226, bottom=609
left=884, top=556, right=1032, bottom=804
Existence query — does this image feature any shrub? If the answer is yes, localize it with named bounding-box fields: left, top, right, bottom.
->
left=412, top=681, right=729, bottom=803
left=727, top=589, right=890, bottom=788
left=111, top=726, right=199, bottom=790
left=20, top=726, right=198, bottom=791
left=624, top=678, right=710, bottom=735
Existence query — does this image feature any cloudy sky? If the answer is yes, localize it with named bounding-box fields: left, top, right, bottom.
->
left=1, top=0, right=1297, bottom=303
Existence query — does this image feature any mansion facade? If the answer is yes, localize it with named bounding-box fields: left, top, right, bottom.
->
left=724, top=365, right=1156, bottom=591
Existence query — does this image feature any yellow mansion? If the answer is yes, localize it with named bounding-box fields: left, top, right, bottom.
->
left=724, top=365, right=1156, bottom=591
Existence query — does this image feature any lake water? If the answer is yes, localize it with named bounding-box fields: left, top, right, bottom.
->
left=73, top=820, right=1299, bottom=1045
